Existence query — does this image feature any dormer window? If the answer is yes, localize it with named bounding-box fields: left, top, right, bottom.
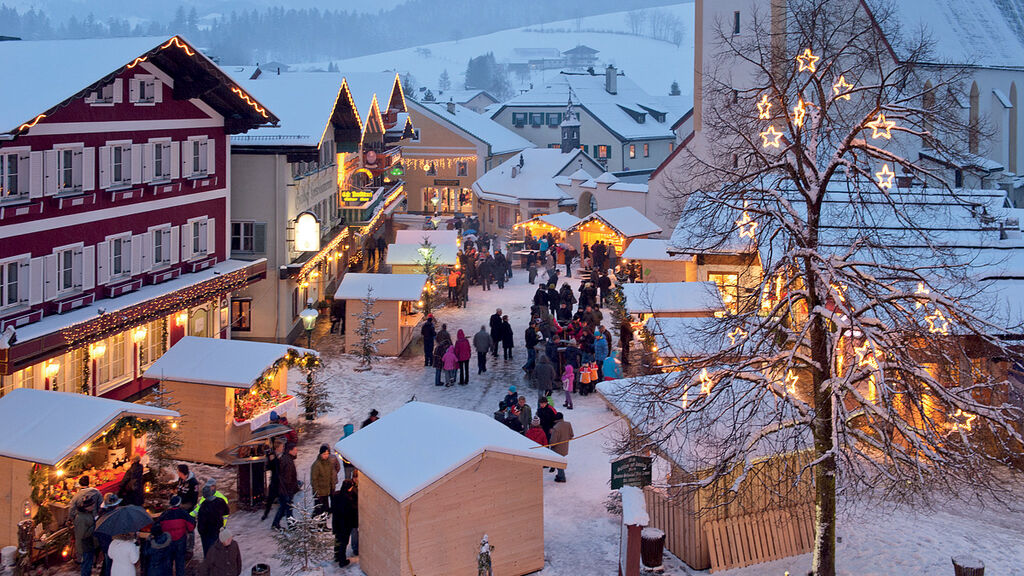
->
left=129, top=76, right=161, bottom=105
left=85, top=79, right=123, bottom=105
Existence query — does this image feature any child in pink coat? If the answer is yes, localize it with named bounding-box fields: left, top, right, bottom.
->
left=442, top=345, right=459, bottom=387
left=561, top=364, right=574, bottom=410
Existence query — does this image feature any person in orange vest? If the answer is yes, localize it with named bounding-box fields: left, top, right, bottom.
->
left=447, top=269, right=460, bottom=304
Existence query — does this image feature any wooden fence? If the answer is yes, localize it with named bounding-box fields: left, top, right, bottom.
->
left=644, top=487, right=709, bottom=570
left=703, top=506, right=815, bottom=572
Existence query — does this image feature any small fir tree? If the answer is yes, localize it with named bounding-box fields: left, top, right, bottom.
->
left=144, top=381, right=182, bottom=476
left=350, top=286, right=389, bottom=371
left=438, top=69, right=451, bottom=92
left=271, top=487, right=334, bottom=574
left=294, top=352, right=332, bottom=420
left=669, top=80, right=681, bottom=96
left=422, top=89, right=435, bottom=102
left=417, top=239, right=443, bottom=315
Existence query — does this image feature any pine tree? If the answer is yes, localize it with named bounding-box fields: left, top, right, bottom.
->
left=669, top=80, right=681, bottom=96
left=417, top=239, right=442, bottom=316
left=296, top=355, right=332, bottom=421
left=350, top=286, right=389, bottom=371
left=438, top=69, right=451, bottom=92
left=271, top=488, right=334, bottom=575
left=423, top=89, right=435, bottom=102
left=144, top=381, right=182, bottom=477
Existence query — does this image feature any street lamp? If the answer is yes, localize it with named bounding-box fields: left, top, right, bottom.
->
left=299, top=297, right=319, bottom=349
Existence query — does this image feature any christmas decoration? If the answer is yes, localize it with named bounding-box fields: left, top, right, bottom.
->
left=271, top=488, right=334, bottom=575
left=736, top=207, right=758, bottom=238
left=296, top=355, right=332, bottom=421
left=759, top=125, right=783, bottom=148
left=865, top=113, right=896, bottom=139
left=756, top=94, right=772, bottom=119
left=792, top=98, right=807, bottom=128
left=727, top=326, right=747, bottom=345
left=874, top=164, right=895, bottom=190
left=832, top=75, right=853, bottom=100
left=350, top=286, right=389, bottom=371
left=144, top=381, right=183, bottom=474
left=234, top=383, right=288, bottom=422
left=795, top=48, right=819, bottom=72
left=417, top=239, right=444, bottom=316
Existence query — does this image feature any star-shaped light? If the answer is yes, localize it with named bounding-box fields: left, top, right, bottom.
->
left=832, top=75, right=853, bottom=100
left=854, top=341, right=882, bottom=370
left=784, top=370, right=798, bottom=395
left=950, top=409, right=977, bottom=431
left=736, top=210, right=758, bottom=238
left=796, top=48, right=819, bottom=73
left=756, top=94, right=772, bottom=119
left=866, top=113, right=896, bottom=139
left=760, top=125, right=783, bottom=148
left=830, top=283, right=848, bottom=303
left=926, top=309, right=949, bottom=334
left=793, top=98, right=807, bottom=128
left=699, top=368, right=714, bottom=395
left=914, top=282, right=930, bottom=309
left=875, top=164, right=895, bottom=190
left=727, top=326, right=748, bottom=345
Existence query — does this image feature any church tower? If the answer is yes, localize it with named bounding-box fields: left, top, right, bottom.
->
left=560, top=90, right=581, bottom=154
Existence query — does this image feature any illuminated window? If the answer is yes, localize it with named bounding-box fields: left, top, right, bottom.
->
left=708, top=272, right=740, bottom=313
left=643, top=143, right=649, bottom=157
left=231, top=299, right=252, bottom=332
left=1, top=151, right=27, bottom=199
left=595, top=145, right=610, bottom=159
left=629, top=145, right=636, bottom=159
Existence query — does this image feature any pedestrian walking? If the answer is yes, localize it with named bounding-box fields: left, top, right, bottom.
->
left=311, top=445, right=337, bottom=516
left=420, top=315, right=436, bottom=366
left=271, top=443, right=300, bottom=530
left=433, top=340, right=447, bottom=386
left=454, top=329, right=472, bottom=385
left=561, top=364, right=574, bottom=410
left=442, top=344, right=458, bottom=386
left=549, top=413, right=573, bottom=482
left=534, top=354, right=557, bottom=401
left=489, top=309, right=503, bottom=357
left=474, top=325, right=492, bottom=374
left=594, top=328, right=609, bottom=383
left=331, top=480, right=358, bottom=568
left=523, top=320, right=540, bottom=374
left=197, top=485, right=229, bottom=554
left=447, top=269, right=459, bottom=303
left=198, top=529, right=241, bottom=576
left=500, top=315, right=514, bottom=360
left=598, top=272, right=612, bottom=307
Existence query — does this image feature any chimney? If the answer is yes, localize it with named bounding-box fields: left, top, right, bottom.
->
left=277, top=67, right=281, bottom=75
left=605, top=65, right=617, bottom=94
left=511, top=166, right=518, bottom=178
left=447, top=98, right=456, bottom=115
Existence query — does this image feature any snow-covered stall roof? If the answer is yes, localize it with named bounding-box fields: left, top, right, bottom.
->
left=516, top=212, right=582, bottom=232
left=233, top=72, right=345, bottom=148
left=335, top=401, right=565, bottom=502
left=413, top=101, right=535, bottom=155
left=334, top=273, right=428, bottom=301
left=144, top=336, right=316, bottom=388
left=571, top=207, right=663, bottom=238
left=0, top=389, right=179, bottom=466
left=385, top=243, right=459, bottom=266
left=622, top=281, right=725, bottom=315
left=621, top=239, right=692, bottom=262
left=473, top=148, right=604, bottom=204
left=644, top=316, right=730, bottom=359
left=393, top=229, right=459, bottom=246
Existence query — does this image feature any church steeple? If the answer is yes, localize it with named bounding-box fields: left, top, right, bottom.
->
left=560, top=89, right=581, bottom=154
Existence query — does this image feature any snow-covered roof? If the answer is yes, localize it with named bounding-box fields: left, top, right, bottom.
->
left=493, top=72, right=690, bottom=141
left=232, top=72, right=345, bottom=148
left=644, top=316, right=729, bottom=359
left=433, top=89, right=498, bottom=105
left=335, top=401, right=565, bottom=502
left=344, top=72, right=402, bottom=124
left=622, top=281, right=725, bottom=315
left=571, top=207, right=662, bottom=238
left=334, top=273, right=428, bottom=301
left=0, top=389, right=179, bottom=466
left=866, top=0, right=1024, bottom=68
left=385, top=243, right=459, bottom=266
left=517, top=212, right=582, bottom=232
left=473, top=148, right=604, bottom=204
left=412, top=101, right=535, bottom=155
left=394, top=229, right=459, bottom=246
left=144, top=336, right=316, bottom=388
left=619, top=486, right=649, bottom=526
left=621, top=239, right=691, bottom=262
left=568, top=169, right=592, bottom=181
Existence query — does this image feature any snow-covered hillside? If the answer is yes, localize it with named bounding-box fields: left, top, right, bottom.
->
left=299, top=3, right=695, bottom=100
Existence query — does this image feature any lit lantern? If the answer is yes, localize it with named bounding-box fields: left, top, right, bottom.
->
left=294, top=212, right=321, bottom=252
left=171, top=421, right=179, bottom=430
left=22, top=500, right=31, bottom=517
left=80, top=444, right=90, bottom=454
left=89, top=342, right=106, bottom=358
left=796, top=48, right=819, bottom=72
left=55, top=469, right=65, bottom=478
left=866, top=113, right=896, bottom=140
left=132, top=326, right=148, bottom=343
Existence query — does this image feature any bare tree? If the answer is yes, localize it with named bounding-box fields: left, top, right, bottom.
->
left=628, top=1, right=1024, bottom=575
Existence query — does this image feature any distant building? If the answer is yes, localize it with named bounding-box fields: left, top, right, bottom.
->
left=562, top=45, right=599, bottom=68
left=431, top=89, right=499, bottom=114
left=504, top=47, right=565, bottom=75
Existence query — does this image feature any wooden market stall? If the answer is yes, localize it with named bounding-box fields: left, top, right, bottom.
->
left=620, top=239, right=694, bottom=283
left=568, top=206, right=662, bottom=256
left=385, top=243, right=459, bottom=274
left=622, top=281, right=725, bottom=320
left=334, top=273, right=428, bottom=357
left=512, top=212, right=581, bottom=242
left=143, top=336, right=317, bottom=465
left=335, top=402, right=565, bottom=576
left=597, top=377, right=814, bottom=572
left=0, top=389, right=179, bottom=550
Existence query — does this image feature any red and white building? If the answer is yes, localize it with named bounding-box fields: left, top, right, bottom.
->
left=0, top=36, right=277, bottom=400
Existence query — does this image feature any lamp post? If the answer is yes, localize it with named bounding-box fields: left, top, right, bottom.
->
left=299, top=297, right=319, bottom=349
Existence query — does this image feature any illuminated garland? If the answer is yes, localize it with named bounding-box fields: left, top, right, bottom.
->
left=403, top=156, right=476, bottom=172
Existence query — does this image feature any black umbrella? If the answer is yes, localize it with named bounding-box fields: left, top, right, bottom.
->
left=95, top=505, right=153, bottom=537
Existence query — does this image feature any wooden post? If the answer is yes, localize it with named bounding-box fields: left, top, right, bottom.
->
left=952, top=556, right=984, bottom=576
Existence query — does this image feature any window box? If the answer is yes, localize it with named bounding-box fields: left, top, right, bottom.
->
left=529, top=113, right=545, bottom=126
left=53, top=291, right=95, bottom=314
left=185, top=255, right=217, bottom=274
left=57, top=193, right=97, bottom=210
left=148, top=267, right=180, bottom=285
left=0, top=308, right=42, bottom=331
left=0, top=202, right=43, bottom=220
left=106, top=278, right=142, bottom=298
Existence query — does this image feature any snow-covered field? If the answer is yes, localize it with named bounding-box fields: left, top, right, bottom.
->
left=297, top=3, right=695, bottom=99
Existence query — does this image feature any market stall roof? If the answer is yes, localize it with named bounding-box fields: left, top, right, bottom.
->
left=622, top=281, right=725, bottom=315
left=394, top=229, right=459, bottom=247
left=621, top=239, right=692, bottom=262
left=570, top=206, right=662, bottom=238
left=0, top=389, right=179, bottom=466
left=386, top=243, right=459, bottom=266
left=515, top=212, right=581, bottom=232
left=644, top=316, right=731, bottom=358
left=335, top=402, right=565, bottom=502
left=143, top=336, right=316, bottom=389
left=334, top=273, right=428, bottom=301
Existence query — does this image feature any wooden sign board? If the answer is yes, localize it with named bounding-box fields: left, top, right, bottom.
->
left=611, top=455, right=652, bottom=489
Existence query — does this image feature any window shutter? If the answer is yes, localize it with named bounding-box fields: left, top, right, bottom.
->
left=206, top=138, right=216, bottom=175
left=181, top=143, right=192, bottom=178
left=112, top=78, right=123, bottom=104
left=82, top=245, right=95, bottom=291
left=169, top=226, right=180, bottom=264
left=72, top=148, right=83, bottom=188
left=130, top=234, right=143, bottom=276
left=98, top=146, right=111, bottom=189
left=142, top=143, right=154, bottom=182
left=169, top=142, right=180, bottom=179
left=29, top=257, right=44, bottom=305
left=16, top=151, right=30, bottom=196
left=253, top=222, right=267, bottom=254
left=96, top=242, right=110, bottom=286
left=71, top=246, right=83, bottom=288
left=153, top=80, right=163, bottom=103
left=43, top=149, right=57, bottom=196
left=43, top=254, right=57, bottom=301
left=17, top=261, right=29, bottom=303
left=181, top=224, right=192, bottom=261
left=142, top=231, right=153, bottom=270
left=205, top=218, right=215, bottom=255
left=130, top=144, right=142, bottom=184
left=81, top=147, right=95, bottom=191
left=29, top=151, right=43, bottom=198
left=129, top=78, right=139, bottom=102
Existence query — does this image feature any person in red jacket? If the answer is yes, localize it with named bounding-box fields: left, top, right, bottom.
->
left=525, top=417, right=547, bottom=446
left=157, top=495, right=195, bottom=576
left=454, top=329, right=472, bottom=385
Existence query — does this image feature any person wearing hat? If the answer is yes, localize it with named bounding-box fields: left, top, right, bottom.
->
left=310, top=444, right=337, bottom=516
left=157, top=495, right=195, bottom=576
left=331, top=479, right=358, bottom=567
left=197, top=485, right=229, bottom=555
left=269, top=411, right=298, bottom=444
left=420, top=314, right=436, bottom=367
left=73, top=499, right=97, bottom=576
left=96, top=493, right=122, bottom=576
left=142, top=522, right=173, bottom=576
left=191, top=479, right=229, bottom=522
left=502, top=386, right=519, bottom=410
left=272, top=443, right=300, bottom=530
left=536, top=396, right=558, bottom=441
left=361, top=409, right=380, bottom=428
left=198, top=528, right=241, bottom=576
left=525, top=417, right=547, bottom=446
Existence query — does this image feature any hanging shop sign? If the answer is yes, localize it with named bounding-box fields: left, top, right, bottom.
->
left=341, top=189, right=375, bottom=204
left=433, top=179, right=460, bottom=186
left=294, top=212, right=321, bottom=252
left=363, top=149, right=381, bottom=169
left=610, top=455, right=652, bottom=490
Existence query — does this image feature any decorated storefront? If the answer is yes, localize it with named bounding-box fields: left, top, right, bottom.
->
left=0, top=389, right=179, bottom=552
left=513, top=212, right=581, bottom=242
left=568, top=206, right=662, bottom=255
left=143, top=337, right=318, bottom=465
